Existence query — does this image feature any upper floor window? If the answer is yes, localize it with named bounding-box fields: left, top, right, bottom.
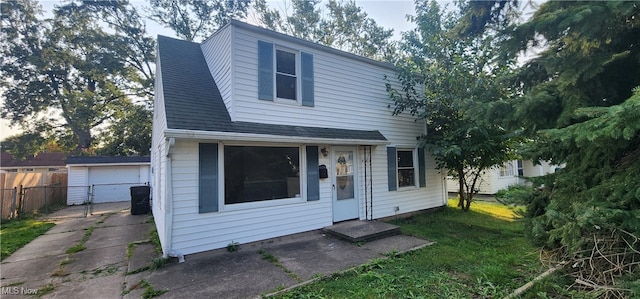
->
left=258, top=40, right=314, bottom=107
left=276, top=49, right=297, bottom=100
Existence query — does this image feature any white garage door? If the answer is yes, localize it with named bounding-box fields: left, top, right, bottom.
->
left=89, top=166, right=141, bottom=203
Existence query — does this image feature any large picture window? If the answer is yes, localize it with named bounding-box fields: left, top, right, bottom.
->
left=397, top=150, right=415, bottom=187
left=224, top=146, right=300, bottom=204
left=276, top=49, right=297, bottom=100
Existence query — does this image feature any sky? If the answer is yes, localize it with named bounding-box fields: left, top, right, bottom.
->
left=0, top=0, right=421, bottom=141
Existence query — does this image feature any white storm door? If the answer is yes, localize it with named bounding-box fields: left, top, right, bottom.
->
left=332, top=147, right=359, bottom=222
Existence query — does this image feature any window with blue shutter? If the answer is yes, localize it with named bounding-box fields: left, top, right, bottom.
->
left=258, top=41, right=274, bottom=101
left=306, top=146, right=319, bottom=201
left=301, top=52, right=314, bottom=107
left=418, top=148, right=426, bottom=187
left=257, top=41, right=314, bottom=106
left=199, top=143, right=219, bottom=213
left=387, top=147, right=397, bottom=191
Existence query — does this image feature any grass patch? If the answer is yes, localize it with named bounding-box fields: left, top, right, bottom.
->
left=271, top=201, right=545, bottom=298
left=125, top=279, right=167, bottom=299
left=65, top=226, right=95, bottom=254
left=149, top=228, right=162, bottom=254
left=35, top=283, right=55, bottom=298
left=0, top=218, right=55, bottom=260
left=65, top=244, right=86, bottom=254
left=258, top=249, right=302, bottom=282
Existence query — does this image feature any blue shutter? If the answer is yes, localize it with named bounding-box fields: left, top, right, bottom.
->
left=418, top=147, right=426, bottom=187
left=199, top=143, right=219, bottom=213
left=306, top=146, right=320, bottom=201
left=387, top=147, right=397, bottom=191
left=301, top=52, right=314, bottom=107
left=258, top=41, right=274, bottom=101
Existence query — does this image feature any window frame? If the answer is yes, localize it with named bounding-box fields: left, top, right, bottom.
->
left=219, top=142, right=307, bottom=212
left=396, top=148, right=418, bottom=189
left=499, top=161, right=515, bottom=177
left=274, top=46, right=300, bottom=104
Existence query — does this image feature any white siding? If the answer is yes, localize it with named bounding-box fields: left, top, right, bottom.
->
left=168, top=141, right=445, bottom=255
left=67, top=166, right=89, bottom=205
left=489, top=166, right=519, bottom=194
left=446, top=171, right=493, bottom=195
left=230, top=27, right=423, bottom=145
left=360, top=146, right=446, bottom=219
left=522, top=160, right=557, bottom=177
left=151, top=50, right=169, bottom=252
left=201, top=25, right=233, bottom=118
left=169, top=140, right=333, bottom=255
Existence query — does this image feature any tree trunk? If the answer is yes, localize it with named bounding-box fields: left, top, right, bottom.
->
left=74, top=129, right=93, bottom=154
left=458, top=166, right=465, bottom=210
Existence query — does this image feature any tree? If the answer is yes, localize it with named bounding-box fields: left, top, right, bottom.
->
left=147, top=0, right=250, bottom=42
left=0, top=0, right=154, bottom=157
left=254, top=0, right=396, bottom=61
left=387, top=0, right=516, bottom=211
left=96, top=103, right=152, bottom=156
left=489, top=2, right=640, bottom=295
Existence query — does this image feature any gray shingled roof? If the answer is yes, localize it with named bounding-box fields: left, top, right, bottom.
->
left=66, top=156, right=150, bottom=165
left=157, top=35, right=387, bottom=142
left=1, top=152, right=67, bottom=167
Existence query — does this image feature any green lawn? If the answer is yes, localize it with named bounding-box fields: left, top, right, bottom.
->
left=1, top=219, right=55, bottom=260
left=272, top=200, right=545, bottom=298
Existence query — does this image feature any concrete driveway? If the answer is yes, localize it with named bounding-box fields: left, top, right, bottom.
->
left=1, top=203, right=431, bottom=299
left=0, top=202, right=154, bottom=299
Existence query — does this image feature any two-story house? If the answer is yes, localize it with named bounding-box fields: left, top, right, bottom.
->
left=151, top=20, right=447, bottom=257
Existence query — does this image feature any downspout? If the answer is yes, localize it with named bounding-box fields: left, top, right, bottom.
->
left=163, top=137, right=184, bottom=262
left=364, top=145, right=368, bottom=220
left=368, top=146, right=373, bottom=220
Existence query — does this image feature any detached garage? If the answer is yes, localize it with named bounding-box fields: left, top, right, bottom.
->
left=66, top=156, right=150, bottom=205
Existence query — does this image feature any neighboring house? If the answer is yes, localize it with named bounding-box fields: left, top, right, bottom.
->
left=151, top=20, right=448, bottom=257
left=446, top=160, right=558, bottom=195
left=66, top=156, right=150, bottom=205
left=0, top=151, right=67, bottom=173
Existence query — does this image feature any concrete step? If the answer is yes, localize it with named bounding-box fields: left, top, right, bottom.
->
left=323, top=220, right=401, bottom=243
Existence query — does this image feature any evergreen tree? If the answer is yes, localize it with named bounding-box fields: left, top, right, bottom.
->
left=477, top=1, right=640, bottom=295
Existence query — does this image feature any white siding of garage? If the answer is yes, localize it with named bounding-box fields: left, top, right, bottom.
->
left=67, top=166, right=89, bottom=205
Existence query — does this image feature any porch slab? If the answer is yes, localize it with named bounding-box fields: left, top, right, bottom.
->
left=322, top=220, right=401, bottom=243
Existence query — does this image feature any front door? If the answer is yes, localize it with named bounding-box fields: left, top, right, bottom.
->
left=332, top=147, right=359, bottom=222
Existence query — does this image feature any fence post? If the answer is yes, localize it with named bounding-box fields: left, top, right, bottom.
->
left=17, top=185, right=23, bottom=219
left=84, top=186, right=90, bottom=218
left=44, top=185, right=48, bottom=214
left=90, top=184, right=95, bottom=215
left=10, top=187, right=17, bottom=220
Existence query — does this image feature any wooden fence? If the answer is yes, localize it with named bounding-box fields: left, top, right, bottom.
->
left=0, top=173, right=68, bottom=220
